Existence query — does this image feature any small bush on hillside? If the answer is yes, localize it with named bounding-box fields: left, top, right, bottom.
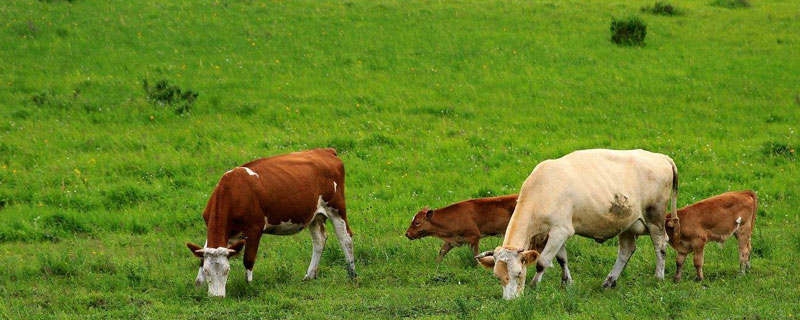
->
left=142, top=79, right=198, bottom=115
left=641, top=2, right=682, bottom=15
left=762, top=141, right=794, bottom=158
left=611, top=16, right=647, bottom=46
left=711, top=0, right=750, bottom=8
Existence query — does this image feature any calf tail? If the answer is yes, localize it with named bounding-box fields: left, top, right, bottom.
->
left=749, top=190, right=758, bottom=230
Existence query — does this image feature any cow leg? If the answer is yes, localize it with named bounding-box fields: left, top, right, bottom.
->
left=195, top=239, right=207, bottom=288
left=242, top=230, right=263, bottom=284
left=556, top=242, right=572, bottom=286
left=436, top=242, right=454, bottom=263
left=328, top=212, right=357, bottom=278
left=304, top=215, right=328, bottom=280
left=529, top=228, right=572, bottom=287
left=674, top=251, right=687, bottom=282
left=645, top=207, right=669, bottom=280
left=603, top=230, right=637, bottom=288
left=692, top=240, right=706, bottom=281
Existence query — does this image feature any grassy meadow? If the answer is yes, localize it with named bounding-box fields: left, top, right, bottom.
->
left=1, top=0, right=799, bottom=318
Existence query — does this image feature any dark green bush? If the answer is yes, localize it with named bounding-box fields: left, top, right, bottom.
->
left=711, top=0, right=750, bottom=8
left=762, top=141, right=794, bottom=158
left=641, top=1, right=682, bottom=15
left=142, top=79, right=198, bottom=115
left=611, top=16, right=647, bottom=46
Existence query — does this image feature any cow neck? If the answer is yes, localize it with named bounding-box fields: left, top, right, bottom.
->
left=501, top=200, right=534, bottom=250
left=206, top=186, right=231, bottom=248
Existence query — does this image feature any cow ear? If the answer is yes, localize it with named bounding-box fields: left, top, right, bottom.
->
left=227, top=239, right=246, bottom=256
left=475, top=251, right=495, bottom=269
left=520, top=250, right=539, bottom=267
left=425, top=209, right=434, bottom=220
left=187, top=242, right=204, bottom=258
left=476, top=256, right=495, bottom=269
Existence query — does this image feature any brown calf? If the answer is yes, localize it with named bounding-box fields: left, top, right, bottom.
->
left=405, top=194, right=517, bottom=262
left=666, top=190, right=757, bottom=281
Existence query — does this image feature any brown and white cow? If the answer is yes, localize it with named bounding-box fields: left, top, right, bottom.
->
left=666, top=190, right=757, bottom=282
left=476, top=149, right=678, bottom=300
left=405, top=194, right=517, bottom=262
left=185, top=148, right=356, bottom=297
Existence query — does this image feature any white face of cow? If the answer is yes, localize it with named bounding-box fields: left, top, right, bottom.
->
left=202, top=247, right=233, bottom=297
left=476, top=247, right=540, bottom=300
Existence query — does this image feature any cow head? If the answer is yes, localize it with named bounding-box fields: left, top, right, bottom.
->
left=186, top=240, right=245, bottom=298
left=476, top=247, right=539, bottom=300
left=405, top=207, right=435, bottom=240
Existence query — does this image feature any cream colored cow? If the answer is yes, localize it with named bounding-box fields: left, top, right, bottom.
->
left=477, top=149, right=678, bottom=300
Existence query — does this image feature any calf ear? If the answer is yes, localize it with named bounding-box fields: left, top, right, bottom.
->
left=227, top=239, right=246, bottom=256
left=425, top=209, right=434, bottom=220
left=186, top=242, right=204, bottom=258
left=520, top=250, right=540, bottom=267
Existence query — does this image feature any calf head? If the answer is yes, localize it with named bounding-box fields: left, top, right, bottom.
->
left=405, top=207, right=435, bottom=240
left=186, top=240, right=245, bottom=298
left=665, top=214, right=681, bottom=243
left=476, top=247, right=539, bottom=300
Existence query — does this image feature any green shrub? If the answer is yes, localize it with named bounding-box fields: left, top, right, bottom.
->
left=641, top=1, right=682, bottom=15
left=142, top=79, right=198, bottom=115
left=711, top=0, right=750, bottom=8
left=611, top=16, right=647, bottom=46
left=762, top=141, right=794, bottom=158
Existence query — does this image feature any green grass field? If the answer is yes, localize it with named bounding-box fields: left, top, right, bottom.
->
left=1, top=0, right=799, bottom=318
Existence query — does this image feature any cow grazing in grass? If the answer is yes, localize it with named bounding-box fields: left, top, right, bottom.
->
left=186, top=148, right=356, bottom=297
left=666, top=190, right=757, bottom=282
left=476, top=149, right=678, bottom=300
left=405, top=194, right=518, bottom=262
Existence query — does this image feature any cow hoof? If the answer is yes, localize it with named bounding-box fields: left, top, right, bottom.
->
left=303, top=273, right=317, bottom=281
left=347, top=270, right=358, bottom=279
left=673, top=276, right=681, bottom=283
left=602, top=278, right=617, bottom=288
left=561, top=277, right=573, bottom=286
left=694, top=276, right=704, bottom=282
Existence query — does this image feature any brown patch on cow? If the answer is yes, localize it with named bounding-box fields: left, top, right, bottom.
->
left=609, top=194, right=632, bottom=216
left=495, top=260, right=510, bottom=286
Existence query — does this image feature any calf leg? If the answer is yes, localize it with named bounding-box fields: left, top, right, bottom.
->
left=692, top=240, right=706, bottom=281
left=467, top=236, right=481, bottom=260
left=735, top=232, right=752, bottom=274
left=304, top=215, right=328, bottom=280
left=529, top=228, right=573, bottom=287
left=436, top=242, right=454, bottom=263
left=242, top=230, right=263, bottom=284
left=603, top=230, right=637, bottom=288
left=674, top=251, right=687, bottom=282
left=556, top=243, right=572, bottom=285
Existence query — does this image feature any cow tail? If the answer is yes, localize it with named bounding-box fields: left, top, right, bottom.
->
left=668, top=157, right=680, bottom=242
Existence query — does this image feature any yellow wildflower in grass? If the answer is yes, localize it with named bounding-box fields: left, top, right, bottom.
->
left=74, top=168, right=81, bottom=176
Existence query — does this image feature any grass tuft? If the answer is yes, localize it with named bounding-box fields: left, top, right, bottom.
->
left=711, top=0, right=751, bottom=8
left=611, top=16, right=647, bottom=46
left=641, top=1, right=683, bottom=15
left=142, top=79, right=198, bottom=115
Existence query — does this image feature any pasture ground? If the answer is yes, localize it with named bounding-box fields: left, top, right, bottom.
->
left=1, top=0, right=799, bottom=318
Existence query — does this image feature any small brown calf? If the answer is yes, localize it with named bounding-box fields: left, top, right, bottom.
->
left=666, top=190, right=757, bottom=281
left=405, top=194, right=517, bottom=262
